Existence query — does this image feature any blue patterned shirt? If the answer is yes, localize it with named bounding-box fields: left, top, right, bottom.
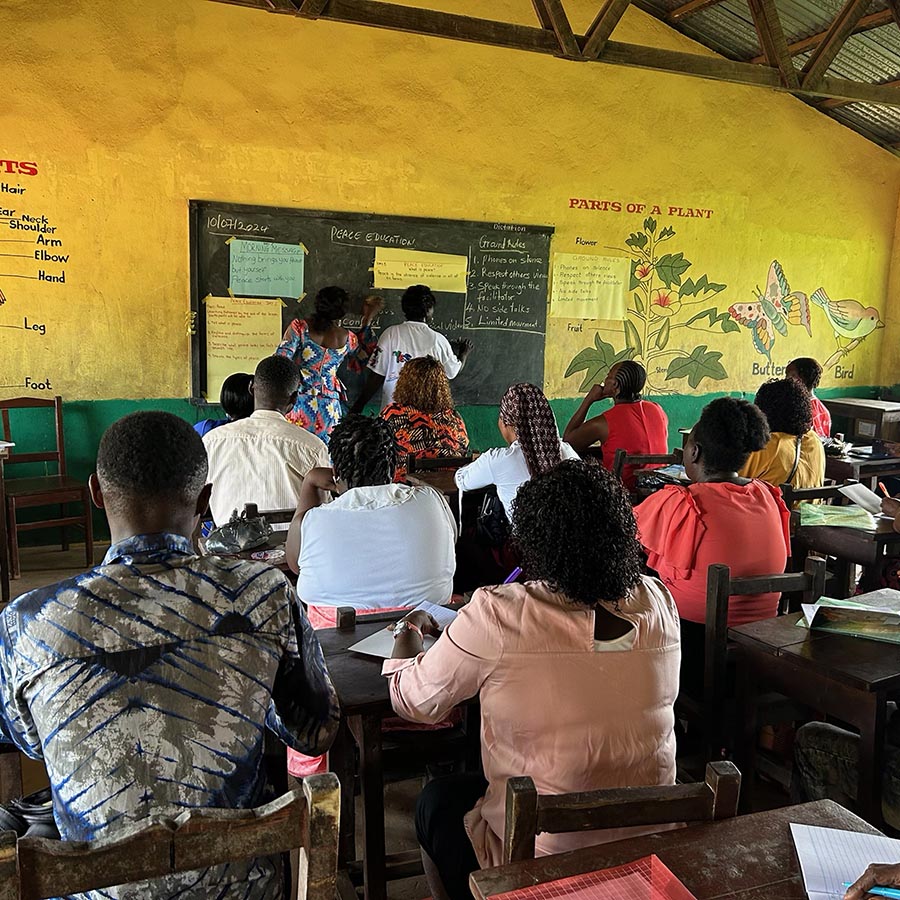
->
left=0, top=533, right=340, bottom=899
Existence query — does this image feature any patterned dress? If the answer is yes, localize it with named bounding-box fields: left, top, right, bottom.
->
left=380, top=404, right=469, bottom=480
left=276, top=319, right=376, bottom=443
left=0, top=533, right=340, bottom=900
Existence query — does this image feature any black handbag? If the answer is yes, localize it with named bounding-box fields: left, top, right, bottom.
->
left=475, top=491, right=510, bottom=548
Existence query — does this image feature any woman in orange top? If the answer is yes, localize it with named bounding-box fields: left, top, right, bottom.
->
left=634, top=397, right=791, bottom=695
left=563, top=360, right=669, bottom=489
left=380, top=355, right=469, bottom=481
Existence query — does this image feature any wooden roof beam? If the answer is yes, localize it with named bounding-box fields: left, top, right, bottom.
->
left=532, top=0, right=582, bottom=58
left=747, top=0, right=799, bottom=88
left=750, top=8, right=890, bottom=63
left=818, top=76, right=900, bottom=108
left=582, top=0, right=633, bottom=58
left=667, top=0, right=727, bottom=23
left=801, top=0, right=872, bottom=90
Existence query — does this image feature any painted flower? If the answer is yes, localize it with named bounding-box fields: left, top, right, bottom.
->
left=635, top=263, right=652, bottom=280
left=651, top=288, right=681, bottom=317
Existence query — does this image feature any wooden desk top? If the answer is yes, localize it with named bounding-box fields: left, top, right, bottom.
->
left=404, top=470, right=459, bottom=496
left=793, top=512, right=900, bottom=565
left=730, top=612, right=900, bottom=692
left=470, top=800, right=878, bottom=900
left=823, top=398, right=900, bottom=414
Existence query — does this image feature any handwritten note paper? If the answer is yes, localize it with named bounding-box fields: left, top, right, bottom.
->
left=229, top=240, right=305, bottom=298
left=205, top=296, right=283, bottom=401
left=549, top=253, right=629, bottom=320
left=373, top=248, right=468, bottom=294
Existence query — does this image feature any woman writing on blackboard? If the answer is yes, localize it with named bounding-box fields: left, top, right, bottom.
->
left=276, top=286, right=383, bottom=442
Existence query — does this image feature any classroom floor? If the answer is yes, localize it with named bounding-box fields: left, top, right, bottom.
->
left=7, top=544, right=794, bottom=899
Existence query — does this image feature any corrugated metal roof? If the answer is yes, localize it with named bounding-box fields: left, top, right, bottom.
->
left=638, top=0, right=900, bottom=150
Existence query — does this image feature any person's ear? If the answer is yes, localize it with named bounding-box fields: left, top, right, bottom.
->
left=249, top=379, right=255, bottom=397
left=88, top=473, right=105, bottom=510
left=194, top=483, right=213, bottom=519
left=289, top=390, right=299, bottom=407
left=690, top=442, right=702, bottom=465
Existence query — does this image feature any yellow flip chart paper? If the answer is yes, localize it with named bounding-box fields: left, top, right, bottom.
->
left=205, top=296, right=283, bottom=401
left=373, top=248, right=469, bottom=293
left=549, top=253, right=629, bottom=320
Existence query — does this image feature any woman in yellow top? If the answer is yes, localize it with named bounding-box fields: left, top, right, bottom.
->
left=740, top=377, right=825, bottom=489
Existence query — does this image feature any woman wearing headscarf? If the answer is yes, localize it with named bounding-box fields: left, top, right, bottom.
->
left=563, top=360, right=669, bottom=489
left=455, top=382, right=578, bottom=518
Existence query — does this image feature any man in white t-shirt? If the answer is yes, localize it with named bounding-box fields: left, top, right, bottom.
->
left=351, top=284, right=472, bottom=411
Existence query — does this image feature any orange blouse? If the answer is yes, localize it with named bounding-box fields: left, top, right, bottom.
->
left=634, top=479, right=791, bottom=625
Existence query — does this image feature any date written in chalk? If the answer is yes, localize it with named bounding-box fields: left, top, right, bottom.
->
left=568, top=198, right=714, bottom=219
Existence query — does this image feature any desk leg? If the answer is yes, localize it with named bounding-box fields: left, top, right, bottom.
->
left=349, top=714, right=386, bottom=900
left=330, top=718, right=357, bottom=866
left=734, top=652, right=759, bottom=814
left=857, top=693, right=887, bottom=827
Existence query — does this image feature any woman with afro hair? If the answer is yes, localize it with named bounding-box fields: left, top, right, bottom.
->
left=385, top=460, right=680, bottom=900
left=634, top=397, right=791, bottom=696
left=739, top=377, right=825, bottom=490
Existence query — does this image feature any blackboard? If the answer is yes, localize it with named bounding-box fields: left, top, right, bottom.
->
left=189, top=201, right=553, bottom=405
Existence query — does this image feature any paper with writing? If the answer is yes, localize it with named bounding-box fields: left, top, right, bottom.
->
left=839, top=482, right=892, bottom=517
left=373, top=248, right=469, bottom=293
left=205, top=296, right=283, bottom=401
left=348, top=601, right=459, bottom=659
left=229, top=239, right=305, bottom=298
left=549, top=253, right=629, bottom=320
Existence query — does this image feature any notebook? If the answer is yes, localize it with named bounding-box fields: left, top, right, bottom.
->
left=347, top=601, right=458, bottom=659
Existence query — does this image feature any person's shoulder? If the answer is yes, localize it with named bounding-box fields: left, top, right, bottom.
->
left=4, top=572, right=87, bottom=629
left=627, top=575, right=680, bottom=630
left=195, top=554, right=295, bottom=595
left=467, top=582, right=529, bottom=623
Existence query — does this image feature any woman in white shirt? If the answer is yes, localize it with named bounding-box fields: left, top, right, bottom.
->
left=455, top=382, right=580, bottom=518
left=286, top=414, right=457, bottom=613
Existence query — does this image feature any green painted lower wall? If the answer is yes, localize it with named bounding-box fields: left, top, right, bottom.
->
left=6, top=385, right=883, bottom=545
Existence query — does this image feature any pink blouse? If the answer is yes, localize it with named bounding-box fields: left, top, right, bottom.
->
left=383, top=578, right=680, bottom=868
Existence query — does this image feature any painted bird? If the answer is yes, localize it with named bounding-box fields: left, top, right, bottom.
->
left=810, top=288, right=884, bottom=347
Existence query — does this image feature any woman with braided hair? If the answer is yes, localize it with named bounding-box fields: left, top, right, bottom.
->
left=563, top=360, right=669, bottom=489
left=455, top=383, right=579, bottom=518
left=285, top=414, right=456, bottom=614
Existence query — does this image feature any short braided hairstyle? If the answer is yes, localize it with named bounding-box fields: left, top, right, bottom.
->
left=511, top=459, right=642, bottom=608
left=614, top=360, right=647, bottom=403
left=329, top=414, right=398, bottom=488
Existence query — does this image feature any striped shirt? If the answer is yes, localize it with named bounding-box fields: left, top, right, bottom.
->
left=0, top=533, right=340, bottom=899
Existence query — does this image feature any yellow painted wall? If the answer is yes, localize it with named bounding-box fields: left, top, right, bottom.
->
left=1, top=0, right=898, bottom=402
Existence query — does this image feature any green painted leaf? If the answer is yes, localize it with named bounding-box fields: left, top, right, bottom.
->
left=613, top=346, right=637, bottom=362
left=655, top=252, right=691, bottom=288
left=656, top=318, right=670, bottom=350
left=658, top=226, right=675, bottom=241
left=720, top=318, right=740, bottom=333
left=629, top=260, right=641, bottom=291
left=643, top=217, right=657, bottom=234
left=626, top=232, right=648, bottom=250
left=665, top=345, right=728, bottom=389
left=633, top=292, right=645, bottom=315
left=594, top=332, right=616, bottom=358
left=579, top=362, right=608, bottom=392
left=624, top=319, right=643, bottom=358
left=685, top=307, right=716, bottom=326
left=564, top=347, right=602, bottom=378
left=679, top=274, right=727, bottom=298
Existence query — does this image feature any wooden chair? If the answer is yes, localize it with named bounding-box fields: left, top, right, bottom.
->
left=406, top=454, right=472, bottom=474
left=0, top=775, right=339, bottom=900
left=502, top=761, right=741, bottom=863
left=612, top=447, right=683, bottom=480
left=779, top=480, right=855, bottom=508
left=0, top=397, right=93, bottom=579
left=677, top=557, right=827, bottom=762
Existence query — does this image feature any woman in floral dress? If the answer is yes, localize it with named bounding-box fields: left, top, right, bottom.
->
left=276, top=286, right=382, bottom=442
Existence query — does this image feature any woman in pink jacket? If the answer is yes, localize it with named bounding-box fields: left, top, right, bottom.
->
left=383, top=459, right=681, bottom=900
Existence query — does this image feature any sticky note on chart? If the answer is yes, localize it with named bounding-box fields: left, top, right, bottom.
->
left=373, top=248, right=468, bottom=294
left=229, top=240, right=305, bottom=298
left=549, top=253, right=629, bottom=320
left=205, top=296, right=284, bottom=401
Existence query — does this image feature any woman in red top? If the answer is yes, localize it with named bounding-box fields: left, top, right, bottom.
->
left=634, top=397, right=791, bottom=695
left=563, top=361, right=669, bottom=489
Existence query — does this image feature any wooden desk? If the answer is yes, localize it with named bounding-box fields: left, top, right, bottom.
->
left=470, top=800, right=878, bottom=900
left=405, top=469, right=459, bottom=497
left=316, top=614, right=477, bottom=900
left=825, top=452, right=900, bottom=488
left=731, top=614, right=900, bottom=825
left=824, top=397, right=900, bottom=441
left=793, top=512, right=900, bottom=595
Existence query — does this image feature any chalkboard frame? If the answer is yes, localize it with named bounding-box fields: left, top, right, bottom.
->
left=188, top=200, right=554, bottom=405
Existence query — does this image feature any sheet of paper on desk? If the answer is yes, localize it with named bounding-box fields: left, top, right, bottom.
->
left=838, top=482, right=892, bottom=516
left=791, top=823, right=900, bottom=900
left=347, top=601, right=458, bottom=659
left=489, top=855, right=696, bottom=900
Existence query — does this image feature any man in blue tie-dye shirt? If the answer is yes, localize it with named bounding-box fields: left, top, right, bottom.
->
left=0, top=411, right=341, bottom=899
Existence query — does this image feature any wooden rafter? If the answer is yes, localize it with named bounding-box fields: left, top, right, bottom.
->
left=208, top=0, right=900, bottom=108
left=800, top=0, right=873, bottom=90
left=886, top=0, right=900, bottom=29
left=819, top=76, right=900, bottom=108
left=297, top=0, right=327, bottom=13
left=531, top=0, right=582, bottom=58
left=667, top=0, right=725, bottom=23
left=582, top=0, right=633, bottom=59
left=750, top=8, right=890, bottom=63
left=746, top=0, right=798, bottom=89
